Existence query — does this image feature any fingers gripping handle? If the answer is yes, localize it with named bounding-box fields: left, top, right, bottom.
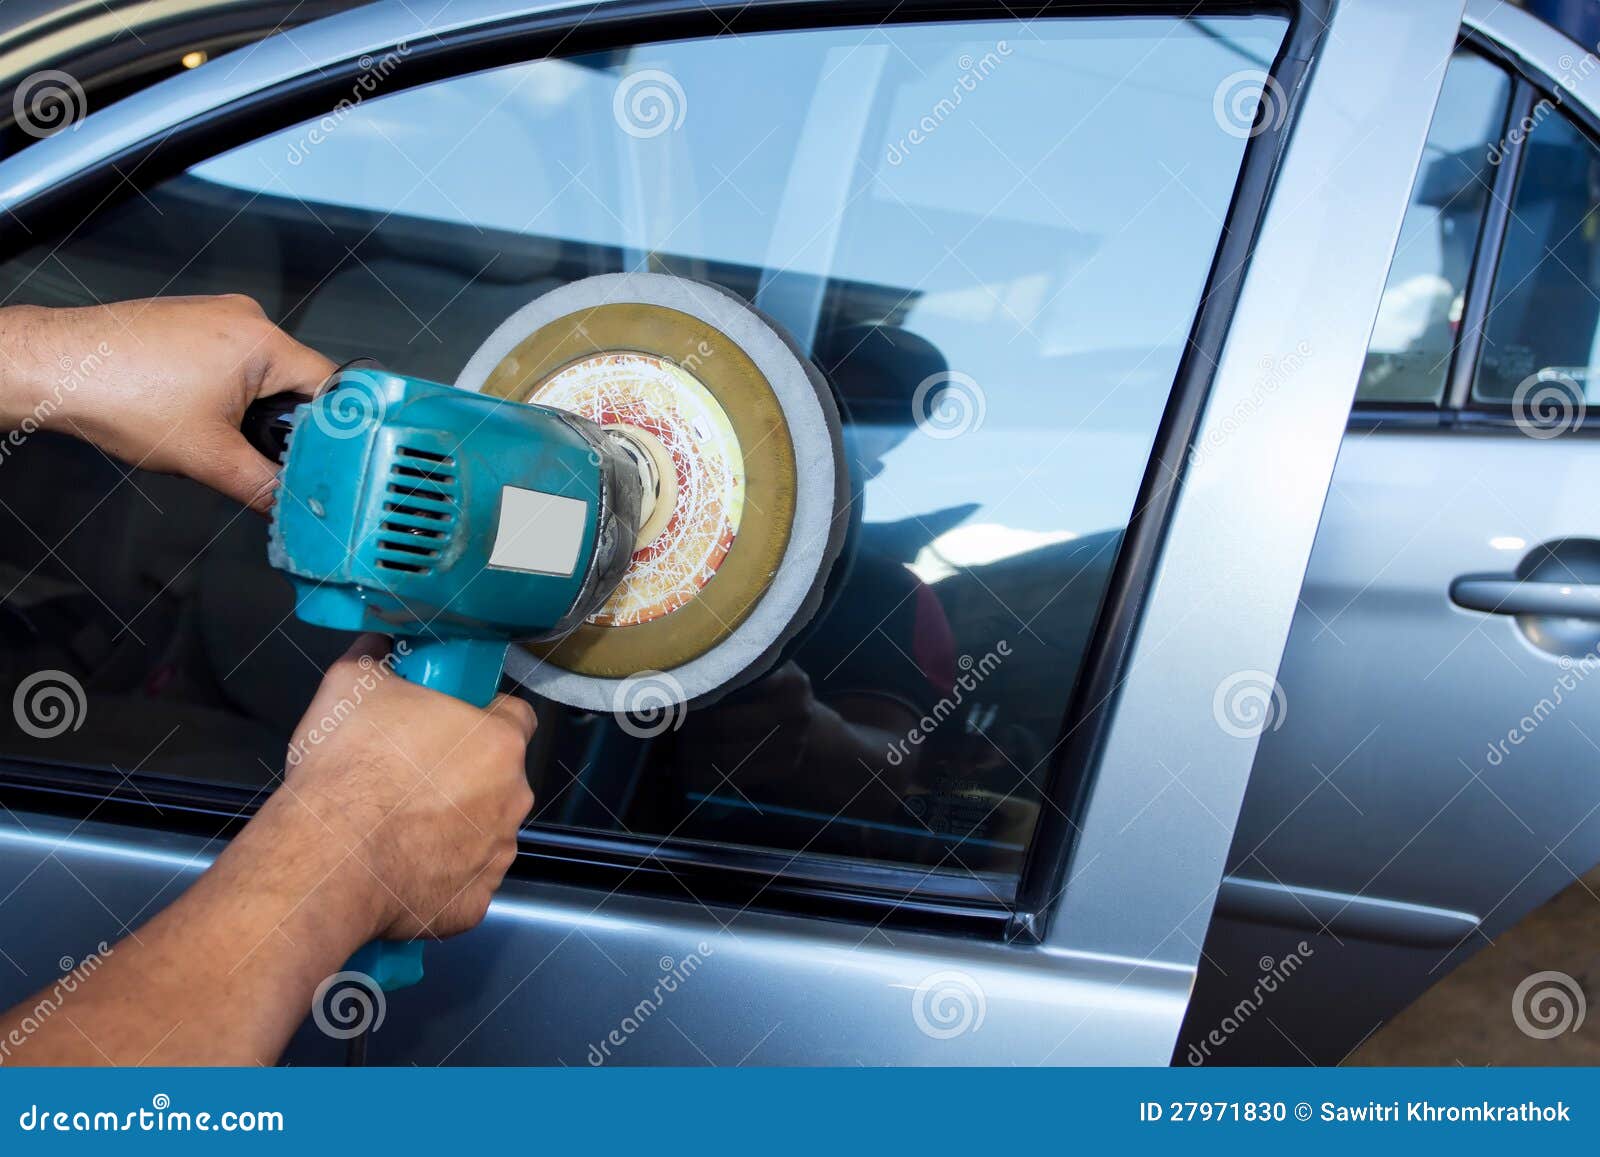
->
left=342, top=636, right=511, bottom=994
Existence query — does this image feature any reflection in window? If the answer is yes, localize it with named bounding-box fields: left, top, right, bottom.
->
left=0, top=15, right=1286, bottom=885
left=1357, top=52, right=1511, bottom=405
left=1475, top=103, right=1600, bottom=404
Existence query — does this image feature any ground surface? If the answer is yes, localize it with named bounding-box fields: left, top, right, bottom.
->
left=1349, top=867, right=1600, bottom=1065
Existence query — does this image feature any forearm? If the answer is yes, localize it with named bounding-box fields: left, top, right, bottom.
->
left=0, top=305, right=74, bottom=429
left=0, top=788, right=381, bottom=1066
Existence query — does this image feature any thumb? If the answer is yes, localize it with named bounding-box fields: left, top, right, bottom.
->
left=260, top=331, right=339, bottom=398
left=183, top=423, right=281, bottom=514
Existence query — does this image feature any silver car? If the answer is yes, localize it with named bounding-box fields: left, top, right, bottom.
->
left=0, top=0, right=1580, bottom=1065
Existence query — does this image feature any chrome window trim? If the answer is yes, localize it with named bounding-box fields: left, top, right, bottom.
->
left=1466, top=0, right=1600, bottom=109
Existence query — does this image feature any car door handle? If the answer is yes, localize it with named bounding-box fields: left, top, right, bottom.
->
left=1450, top=576, right=1600, bottom=619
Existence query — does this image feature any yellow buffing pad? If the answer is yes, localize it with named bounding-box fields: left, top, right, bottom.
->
left=455, top=274, right=846, bottom=709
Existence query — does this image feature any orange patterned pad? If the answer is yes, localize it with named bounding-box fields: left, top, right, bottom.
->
left=531, top=352, right=745, bottom=626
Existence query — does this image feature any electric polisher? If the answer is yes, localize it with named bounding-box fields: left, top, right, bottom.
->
left=251, top=273, right=848, bottom=992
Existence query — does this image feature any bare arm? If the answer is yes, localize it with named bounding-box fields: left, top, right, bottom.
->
left=0, top=294, right=335, bottom=512
left=0, top=298, right=537, bottom=1064
left=0, top=636, right=536, bottom=1066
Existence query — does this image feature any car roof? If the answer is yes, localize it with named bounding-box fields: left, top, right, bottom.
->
left=0, top=0, right=371, bottom=147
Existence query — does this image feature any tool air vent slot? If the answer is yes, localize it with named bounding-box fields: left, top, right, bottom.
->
left=377, top=445, right=459, bottom=573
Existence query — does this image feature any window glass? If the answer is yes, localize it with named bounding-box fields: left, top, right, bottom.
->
left=0, top=15, right=1286, bottom=885
left=1473, top=103, right=1600, bottom=404
left=1356, top=52, right=1511, bottom=404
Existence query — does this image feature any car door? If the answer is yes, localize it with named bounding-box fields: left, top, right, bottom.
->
left=1184, top=0, right=1600, bottom=1065
left=0, top=0, right=1460, bottom=1065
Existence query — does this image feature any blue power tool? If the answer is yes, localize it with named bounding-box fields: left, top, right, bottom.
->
left=249, top=362, right=653, bottom=990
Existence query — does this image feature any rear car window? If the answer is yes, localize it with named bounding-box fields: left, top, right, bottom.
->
left=1357, top=50, right=1513, bottom=405
left=0, top=14, right=1287, bottom=888
left=1472, top=100, right=1600, bottom=406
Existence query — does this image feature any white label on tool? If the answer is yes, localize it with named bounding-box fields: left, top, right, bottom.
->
left=487, top=486, right=588, bottom=577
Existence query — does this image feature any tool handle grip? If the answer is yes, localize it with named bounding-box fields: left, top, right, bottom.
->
left=344, top=940, right=425, bottom=992
left=340, top=639, right=510, bottom=993
left=392, top=637, right=510, bottom=709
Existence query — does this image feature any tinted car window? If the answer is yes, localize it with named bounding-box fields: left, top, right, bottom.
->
left=0, top=15, right=1286, bottom=885
left=1357, top=51, right=1511, bottom=405
left=1473, top=102, right=1600, bottom=405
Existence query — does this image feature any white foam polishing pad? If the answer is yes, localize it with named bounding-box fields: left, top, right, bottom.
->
left=456, top=274, right=847, bottom=709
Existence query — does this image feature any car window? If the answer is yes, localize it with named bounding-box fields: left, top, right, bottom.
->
left=1356, top=50, right=1512, bottom=405
left=1472, top=99, right=1600, bottom=406
left=0, top=14, right=1286, bottom=887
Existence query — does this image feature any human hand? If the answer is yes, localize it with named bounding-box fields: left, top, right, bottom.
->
left=274, top=635, right=536, bottom=941
left=0, top=295, right=334, bottom=512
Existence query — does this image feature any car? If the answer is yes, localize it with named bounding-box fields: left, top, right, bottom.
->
left=0, top=0, right=1565, bottom=1065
